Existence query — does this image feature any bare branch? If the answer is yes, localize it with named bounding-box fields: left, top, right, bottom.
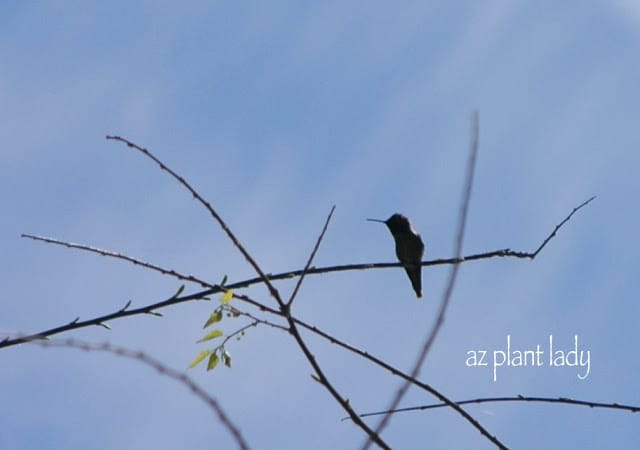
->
left=351, top=395, right=640, bottom=419
left=20, top=234, right=213, bottom=289
left=224, top=305, right=289, bottom=333
left=105, top=135, right=281, bottom=301
left=290, top=314, right=508, bottom=447
left=279, top=311, right=391, bottom=448
left=287, top=205, right=335, bottom=306
left=530, top=195, right=596, bottom=258
left=19, top=189, right=594, bottom=309
left=29, top=337, right=250, bottom=450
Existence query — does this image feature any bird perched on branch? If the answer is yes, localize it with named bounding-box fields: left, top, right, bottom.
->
left=368, top=213, right=425, bottom=298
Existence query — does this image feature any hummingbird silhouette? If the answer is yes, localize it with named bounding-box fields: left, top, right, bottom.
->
left=368, top=213, right=425, bottom=298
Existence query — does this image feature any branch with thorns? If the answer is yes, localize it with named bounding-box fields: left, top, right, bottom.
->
left=346, top=395, right=640, bottom=420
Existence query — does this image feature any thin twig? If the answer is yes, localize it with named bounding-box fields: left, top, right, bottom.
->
left=421, top=111, right=479, bottom=369
left=351, top=395, right=640, bottom=418
left=105, top=135, right=281, bottom=301
left=530, top=195, right=596, bottom=257
left=287, top=206, right=335, bottom=306
left=219, top=321, right=259, bottom=348
left=224, top=305, right=289, bottom=333
left=29, top=337, right=250, bottom=450
left=20, top=234, right=214, bottom=289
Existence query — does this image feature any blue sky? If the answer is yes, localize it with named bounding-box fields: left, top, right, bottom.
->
left=2, top=2, right=639, bottom=449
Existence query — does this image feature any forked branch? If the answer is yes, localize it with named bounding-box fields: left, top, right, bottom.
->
left=104, top=137, right=389, bottom=449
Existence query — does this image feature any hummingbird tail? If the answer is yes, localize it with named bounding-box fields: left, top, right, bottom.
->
left=404, top=266, right=422, bottom=298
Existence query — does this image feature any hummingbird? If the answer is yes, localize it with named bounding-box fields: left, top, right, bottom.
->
left=368, top=213, right=425, bottom=298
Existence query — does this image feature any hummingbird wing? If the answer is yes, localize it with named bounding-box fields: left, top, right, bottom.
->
left=395, top=233, right=424, bottom=298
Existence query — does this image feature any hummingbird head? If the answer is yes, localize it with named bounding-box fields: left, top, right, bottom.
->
left=367, top=213, right=413, bottom=235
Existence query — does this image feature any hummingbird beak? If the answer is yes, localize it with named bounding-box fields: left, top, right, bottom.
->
left=366, top=218, right=386, bottom=223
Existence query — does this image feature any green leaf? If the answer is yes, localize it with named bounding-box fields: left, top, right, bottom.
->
left=207, top=352, right=219, bottom=371
left=203, top=310, right=223, bottom=328
left=220, top=290, right=234, bottom=304
left=197, top=329, right=223, bottom=343
left=188, top=349, right=211, bottom=369
left=220, top=274, right=228, bottom=287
